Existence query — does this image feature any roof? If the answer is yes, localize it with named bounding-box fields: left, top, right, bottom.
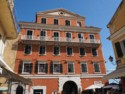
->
left=37, top=8, right=85, bottom=19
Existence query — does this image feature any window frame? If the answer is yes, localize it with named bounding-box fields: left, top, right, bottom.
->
left=24, top=45, right=32, bottom=55
left=40, top=30, right=46, bottom=40
left=53, top=31, right=60, bottom=41
left=53, top=61, right=61, bottom=74
left=67, top=47, right=73, bottom=56
left=38, top=61, right=47, bottom=74
left=65, top=20, right=70, bottom=26
left=26, top=30, right=33, bottom=40
left=22, top=61, right=32, bottom=74
left=39, top=45, right=46, bottom=55
left=93, top=63, right=101, bottom=73
left=41, top=18, right=46, bottom=24
left=53, top=46, right=60, bottom=55
left=91, top=48, right=98, bottom=56
left=66, top=32, right=72, bottom=42
left=67, top=62, right=74, bottom=74
left=77, top=21, right=82, bottom=27
left=54, top=19, right=59, bottom=25
left=79, top=47, right=86, bottom=56
left=81, top=62, right=88, bottom=73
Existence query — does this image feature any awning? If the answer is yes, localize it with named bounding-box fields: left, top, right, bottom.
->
left=1, top=66, right=32, bottom=85
left=103, top=67, right=125, bottom=79
left=0, top=87, right=8, bottom=92
left=85, top=84, right=104, bottom=90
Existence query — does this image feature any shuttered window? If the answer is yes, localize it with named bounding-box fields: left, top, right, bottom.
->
left=94, top=63, right=100, bottom=73
left=39, top=46, right=46, bottom=55
left=54, top=46, right=60, bottom=55
left=81, top=63, right=87, bottom=73
left=19, top=61, right=32, bottom=74
left=35, top=61, right=48, bottom=74
left=24, top=45, right=32, bottom=55
left=80, top=48, right=85, bottom=56
left=115, top=42, right=123, bottom=58
left=92, top=48, right=97, bottom=56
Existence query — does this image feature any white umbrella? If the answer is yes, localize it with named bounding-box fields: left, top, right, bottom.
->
left=85, top=84, right=104, bottom=90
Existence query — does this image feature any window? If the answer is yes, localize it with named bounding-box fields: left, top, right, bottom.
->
left=27, top=30, right=32, bottom=39
left=41, top=18, right=46, bottom=24
left=65, top=20, right=70, bottom=26
left=53, top=32, right=59, bottom=41
left=80, top=48, right=85, bottom=56
left=40, top=30, right=46, bottom=40
left=92, top=48, right=97, bottom=56
left=78, top=33, right=84, bottom=42
left=22, top=61, right=32, bottom=74
left=39, top=46, right=46, bottom=55
left=81, top=63, right=87, bottom=73
left=94, top=63, right=100, bottom=73
left=67, top=47, right=73, bottom=55
left=54, top=19, right=58, bottom=25
left=115, top=42, right=123, bottom=58
left=24, top=45, right=32, bottom=55
left=68, top=63, right=74, bottom=73
left=53, top=63, right=62, bottom=73
left=66, top=33, right=72, bottom=42
left=123, top=40, right=125, bottom=48
left=89, top=34, right=95, bottom=43
left=77, top=22, right=81, bottom=27
left=35, top=61, right=48, bottom=74
left=54, top=46, right=60, bottom=55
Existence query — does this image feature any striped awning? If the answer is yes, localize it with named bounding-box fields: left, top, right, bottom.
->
left=103, top=67, right=125, bottom=79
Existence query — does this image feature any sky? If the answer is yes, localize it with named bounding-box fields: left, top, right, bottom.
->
left=14, top=0, right=122, bottom=73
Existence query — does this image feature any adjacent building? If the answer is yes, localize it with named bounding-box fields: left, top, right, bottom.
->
left=0, top=0, right=31, bottom=93
left=104, top=0, right=125, bottom=93
left=14, top=9, right=107, bottom=94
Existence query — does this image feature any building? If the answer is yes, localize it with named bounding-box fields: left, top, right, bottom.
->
left=0, top=0, right=31, bottom=93
left=14, top=8, right=107, bottom=94
left=104, top=0, right=125, bottom=93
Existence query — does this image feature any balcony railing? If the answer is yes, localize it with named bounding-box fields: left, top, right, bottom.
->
left=21, top=35, right=101, bottom=44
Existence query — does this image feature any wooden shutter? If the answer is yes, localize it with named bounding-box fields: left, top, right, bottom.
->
left=50, top=63, right=53, bottom=73
left=115, top=42, right=123, bottom=58
left=35, top=62, right=38, bottom=74
left=29, top=63, right=33, bottom=73
left=60, top=64, right=63, bottom=73
left=18, top=61, right=23, bottom=74
left=45, top=64, right=48, bottom=73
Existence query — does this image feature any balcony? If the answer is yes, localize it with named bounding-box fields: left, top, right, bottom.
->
left=21, top=35, right=101, bottom=47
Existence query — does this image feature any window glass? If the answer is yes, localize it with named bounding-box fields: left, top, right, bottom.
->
left=38, top=63, right=46, bottom=73
left=67, top=47, right=72, bottom=55
left=41, top=18, right=46, bottom=24
left=27, top=30, right=32, bottom=39
left=39, top=46, right=45, bottom=55
left=68, top=63, right=74, bottom=73
left=92, top=48, right=97, bottom=56
left=94, top=63, right=100, bottom=72
left=40, top=31, right=46, bottom=40
left=53, top=64, right=60, bottom=73
left=54, top=19, right=58, bottom=25
left=81, top=63, right=87, bottom=73
left=65, top=20, right=70, bottom=26
left=80, top=48, right=85, bottom=56
left=24, top=45, right=31, bottom=54
left=77, top=22, right=81, bottom=27
left=54, top=46, right=59, bottom=55
left=22, top=61, right=32, bottom=73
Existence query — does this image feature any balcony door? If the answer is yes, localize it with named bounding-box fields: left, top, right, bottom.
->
left=27, top=30, right=32, bottom=39
left=78, top=33, right=83, bottom=42
left=66, top=32, right=72, bottom=42
left=89, top=34, right=95, bottom=43
left=40, top=31, right=46, bottom=40
left=54, top=32, right=59, bottom=41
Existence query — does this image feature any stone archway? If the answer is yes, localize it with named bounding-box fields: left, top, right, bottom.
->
left=62, top=81, right=78, bottom=94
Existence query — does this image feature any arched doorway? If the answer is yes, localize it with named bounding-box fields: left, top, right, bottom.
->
left=16, top=85, right=23, bottom=94
left=62, top=81, right=78, bottom=94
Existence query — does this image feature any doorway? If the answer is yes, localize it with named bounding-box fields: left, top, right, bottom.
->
left=34, top=89, right=43, bottom=94
left=63, top=81, right=78, bottom=94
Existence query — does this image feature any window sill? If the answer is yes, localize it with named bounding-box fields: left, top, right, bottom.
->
left=38, top=54, right=46, bottom=56
left=37, top=72, right=46, bottom=74
left=80, top=55, right=86, bottom=57
left=67, top=73, right=75, bottom=75
left=94, top=72, right=101, bottom=74
left=21, top=72, right=31, bottom=74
